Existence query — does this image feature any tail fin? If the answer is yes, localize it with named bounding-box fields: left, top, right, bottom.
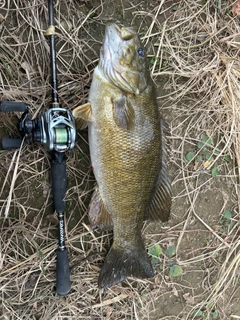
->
left=98, top=244, right=154, bottom=288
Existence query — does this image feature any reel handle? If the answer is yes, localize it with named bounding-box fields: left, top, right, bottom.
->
left=0, top=100, right=28, bottom=150
left=2, top=137, right=23, bottom=149
left=0, top=100, right=29, bottom=112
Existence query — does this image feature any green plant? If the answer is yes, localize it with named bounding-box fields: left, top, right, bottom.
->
left=219, top=209, right=235, bottom=233
left=149, top=243, right=162, bottom=263
left=150, top=56, right=157, bottom=65
left=185, top=135, right=231, bottom=177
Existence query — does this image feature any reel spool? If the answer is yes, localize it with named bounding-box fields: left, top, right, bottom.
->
left=36, top=108, right=76, bottom=152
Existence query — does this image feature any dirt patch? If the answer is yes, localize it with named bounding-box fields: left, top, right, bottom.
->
left=0, top=1, right=240, bottom=320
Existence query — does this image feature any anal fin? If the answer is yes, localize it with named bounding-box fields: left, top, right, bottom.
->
left=145, top=119, right=172, bottom=222
left=88, top=186, right=113, bottom=231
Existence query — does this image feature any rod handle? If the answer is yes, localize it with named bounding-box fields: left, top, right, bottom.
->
left=2, top=137, right=22, bottom=149
left=56, top=248, right=71, bottom=296
left=0, top=100, right=28, bottom=112
left=51, top=152, right=66, bottom=213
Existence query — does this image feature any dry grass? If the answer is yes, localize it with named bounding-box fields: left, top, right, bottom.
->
left=0, top=0, right=240, bottom=319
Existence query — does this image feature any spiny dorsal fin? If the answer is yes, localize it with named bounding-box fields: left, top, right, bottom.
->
left=112, top=95, right=135, bottom=130
left=145, top=119, right=172, bottom=222
left=88, top=186, right=113, bottom=231
left=72, top=102, right=92, bottom=129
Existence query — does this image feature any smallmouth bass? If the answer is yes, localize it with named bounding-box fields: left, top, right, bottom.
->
left=73, top=23, right=172, bottom=288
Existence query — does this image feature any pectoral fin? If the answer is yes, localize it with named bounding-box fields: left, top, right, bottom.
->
left=112, top=95, right=135, bottom=130
left=145, top=120, right=172, bottom=222
left=72, top=102, right=92, bottom=129
left=88, top=186, right=113, bottom=231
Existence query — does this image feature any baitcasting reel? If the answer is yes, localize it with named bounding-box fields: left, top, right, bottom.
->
left=0, top=100, right=76, bottom=152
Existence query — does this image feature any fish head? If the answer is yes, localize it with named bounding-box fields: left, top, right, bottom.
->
left=99, top=23, right=148, bottom=95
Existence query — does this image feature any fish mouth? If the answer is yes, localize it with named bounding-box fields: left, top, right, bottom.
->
left=108, top=23, right=137, bottom=41
left=101, top=23, right=140, bottom=95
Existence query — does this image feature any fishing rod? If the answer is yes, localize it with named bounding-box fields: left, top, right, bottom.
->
left=0, top=0, right=76, bottom=296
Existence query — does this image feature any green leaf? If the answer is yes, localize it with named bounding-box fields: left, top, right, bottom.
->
left=205, top=153, right=212, bottom=161
left=186, top=151, right=195, bottom=161
left=194, top=309, right=203, bottom=317
left=165, top=245, right=176, bottom=257
left=225, top=8, right=231, bottom=15
left=223, top=210, right=232, bottom=219
left=150, top=56, right=157, bottom=64
left=230, top=220, right=236, bottom=227
left=90, top=12, right=97, bottom=18
left=162, top=60, right=167, bottom=68
left=167, top=259, right=176, bottom=266
left=211, top=167, right=219, bottom=177
left=212, top=310, right=218, bottom=319
left=213, top=149, right=220, bottom=155
left=207, top=301, right=214, bottom=309
left=141, top=289, right=148, bottom=296
left=197, top=141, right=204, bottom=149
left=202, top=135, right=212, bottom=145
left=149, top=244, right=162, bottom=257
left=202, top=148, right=209, bottom=155
left=78, top=152, right=84, bottom=159
left=38, top=249, right=44, bottom=260
left=152, top=256, right=159, bottom=264
left=41, top=265, right=45, bottom=274
left=224, top=155, right=231, bottom=162
left=149, top=244, right=162, bottom=264
left=172, top=5, right=178, bottom=11
left=196, top=155, right=203, bottom=162
left=169, top=265, right=183, bottom=277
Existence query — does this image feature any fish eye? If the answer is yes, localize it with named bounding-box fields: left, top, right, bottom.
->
left=137, top=48, right=144, bottom=57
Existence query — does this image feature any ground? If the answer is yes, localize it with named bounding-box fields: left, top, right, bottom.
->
left=0, top=1, right=240, bottom=319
